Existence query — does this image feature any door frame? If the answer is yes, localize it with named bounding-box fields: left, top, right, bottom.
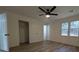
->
left=19, top=20, right=29, bottom=44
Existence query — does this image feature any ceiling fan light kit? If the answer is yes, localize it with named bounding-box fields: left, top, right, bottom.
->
left=45, top=15, right=50, bottom=18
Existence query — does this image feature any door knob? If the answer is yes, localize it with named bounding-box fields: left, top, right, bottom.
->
left=5, top=34, right=10, bottom=36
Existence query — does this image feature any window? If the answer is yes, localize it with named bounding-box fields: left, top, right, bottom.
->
left=61, top=20, right=79, bottom=37
left=61, top=22, right=68, bottom=36
left=43, top=24, right=50, bottom=40
left=70, top=21, right=79, bottom=36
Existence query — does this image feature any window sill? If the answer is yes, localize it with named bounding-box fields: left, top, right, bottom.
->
left=61, top=35, right=79, bottom=38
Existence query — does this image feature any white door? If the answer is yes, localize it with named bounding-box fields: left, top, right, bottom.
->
left=0, top=13, right=9, bottom=51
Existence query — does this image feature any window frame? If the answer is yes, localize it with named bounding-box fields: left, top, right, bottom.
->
left=61, top=22, right=69, bottom=36
left=61, top=20, right=79, bottom=37
left=69, top=20, right=79, bottom=37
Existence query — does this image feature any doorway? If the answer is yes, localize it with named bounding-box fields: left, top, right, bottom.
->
left=0, top=13, right=9, bottom=51
left=43, top=24, right=50, bottom=41
left=19, top=21, right=29, bottom=44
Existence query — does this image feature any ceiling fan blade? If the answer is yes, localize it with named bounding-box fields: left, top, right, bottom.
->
left=38, top=7, right=47, bottom=13
left=39, top=14, right=45, bottom=16
left=50, top=13, right=58, bottom=16
left=50, top=6, right=56, bottom=12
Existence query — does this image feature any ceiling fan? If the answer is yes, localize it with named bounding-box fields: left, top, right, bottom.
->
left=38, top=6, right=58, bottom=18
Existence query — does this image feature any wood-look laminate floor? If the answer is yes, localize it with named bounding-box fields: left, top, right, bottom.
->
left=10, top=41, right=79, bottom=52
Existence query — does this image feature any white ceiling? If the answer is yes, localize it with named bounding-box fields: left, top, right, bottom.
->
left=0, top=6, right=79, bottom=22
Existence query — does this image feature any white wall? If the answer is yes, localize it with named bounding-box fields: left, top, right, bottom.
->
left=29, top=20, right=43, bottom=43
left=6, top=12, right=43, bottom=47
left=50, top=14, right=79, bottom=46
